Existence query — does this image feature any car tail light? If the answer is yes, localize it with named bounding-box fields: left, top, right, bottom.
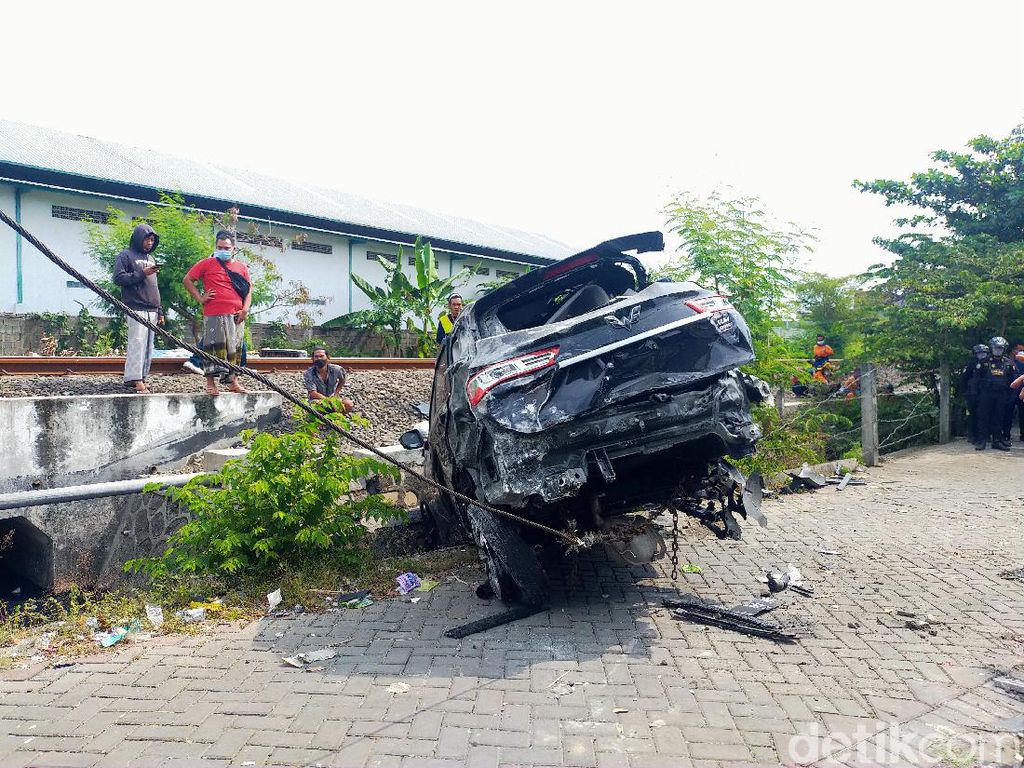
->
left=467, top=346, right=560, bottom=407
left=685, top=295, right=733, bottom=313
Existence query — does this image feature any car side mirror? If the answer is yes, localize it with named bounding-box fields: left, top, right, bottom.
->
left=399, top=430, right=425, bottom=450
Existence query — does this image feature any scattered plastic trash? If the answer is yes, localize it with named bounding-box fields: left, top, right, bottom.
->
left=145, top=604, right=164, bottom=630
left=344, top=596, right=374, bottom=609
left=94, top=619, right=143, bottom=647
left=84, top=617, right=99, bottom=630
left=267, top=589, right=282, bottom=612
left=613, top=708, right=629, bottom=714
left=282, top=656, right=304, bottom=668
left=34, top=633, right=55, bottom=651
left=176, top=608, right=206, bottom=623
left=396, top=572, right=422, bottom=595
left=11, top=587, right=21, bottom=596
left=418, top=578, right=439, bottom=592
left=386, top=682, right=411, bottom=694
left=409, top=597, right=421, bottom=604
left=818, top=549, right=842, bottom=556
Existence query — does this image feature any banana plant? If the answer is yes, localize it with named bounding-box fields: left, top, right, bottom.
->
left=354, top=238, right=474, bottom=357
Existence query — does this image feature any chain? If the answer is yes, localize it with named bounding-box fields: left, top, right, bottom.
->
left=0, top=208, right=586, bottom=549
left=669, top=507, right=680, bottom=580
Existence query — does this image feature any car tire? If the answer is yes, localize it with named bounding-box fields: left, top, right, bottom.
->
left=466, top=505, right=549, bottom=607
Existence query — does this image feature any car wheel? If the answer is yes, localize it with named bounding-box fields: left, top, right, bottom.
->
left=466, top=505, right=549, bottom=607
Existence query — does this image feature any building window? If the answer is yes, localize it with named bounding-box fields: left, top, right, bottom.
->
left=496, top=269, right=520, bottom=279
left=236, top=232, right=283, bottom=248
left=51, top=205, right=113, bottom=224
left=367, top=251, right=398, bottom=265
left=66, top=280, right=85, bottom=288
left=407, top=255, right=416, bottom=266
left=292, top=240, right=332, bottom=254
left=475, top=266, right=490, bottom=276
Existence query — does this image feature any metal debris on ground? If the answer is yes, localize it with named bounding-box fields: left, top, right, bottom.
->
left=663, top=594, right=798, bottom=642
left=282, top=648, right=338, bottom=669
left=727, top=597, right=779, bottom=617
left=266, top=589, right=282, bottom=612
left=999, top=566, right=1024, bottom=583
left=396, top=572, right=422, bottom=594
left=789, top=464, right=828, bottom=491
left=994, top=677, right=1024, bottom=698
left=444, top=605, right=548, bottom=639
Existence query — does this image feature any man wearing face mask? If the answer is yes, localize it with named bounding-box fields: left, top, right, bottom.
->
left=303, top=346, right=354, bottom=412
left=183, top=231, right=251, bottom=396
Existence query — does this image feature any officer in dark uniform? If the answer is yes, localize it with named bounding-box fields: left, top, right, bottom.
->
left=961, top=343, right=989, bottom=444
left=975, top=336, right=1015, bottom=451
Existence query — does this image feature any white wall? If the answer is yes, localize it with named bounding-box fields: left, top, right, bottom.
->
left=0, top=185, right=15, bottom=310
left=0, top=181, right=538, bottom=322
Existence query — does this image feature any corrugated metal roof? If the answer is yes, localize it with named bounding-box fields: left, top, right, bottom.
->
left=0, top=120, right=573, bottom=262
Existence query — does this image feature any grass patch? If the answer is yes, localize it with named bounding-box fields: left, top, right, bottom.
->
left=0, top=546, right=480, bottom=665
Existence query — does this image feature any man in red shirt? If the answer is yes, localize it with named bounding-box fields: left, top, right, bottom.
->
left=183, top=230, right=251, bottom=396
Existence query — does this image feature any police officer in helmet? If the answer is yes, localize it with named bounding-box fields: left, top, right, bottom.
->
left=975, top=336, right=1015, bottom=451
left=961, top=343, right=989, bottom=444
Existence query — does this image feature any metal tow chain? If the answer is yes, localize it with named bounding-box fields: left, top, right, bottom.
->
left=0, top=208, right=585, bottom=549
left=669, top=507, right=680, bottom=580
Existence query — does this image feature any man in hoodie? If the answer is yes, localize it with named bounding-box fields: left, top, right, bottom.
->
left=112, top=224, right=162, bottom=393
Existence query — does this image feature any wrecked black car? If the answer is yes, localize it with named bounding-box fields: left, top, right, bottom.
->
left=422, top=232, right=769, bottom=605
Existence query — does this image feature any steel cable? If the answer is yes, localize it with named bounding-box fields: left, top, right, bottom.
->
left=0, top=208, right=585, bottom=548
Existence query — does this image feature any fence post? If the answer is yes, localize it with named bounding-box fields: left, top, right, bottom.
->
left=774, top=388, right=785, bottom=421
left=938, top=361, right=951, bottom=444
left=860, top=363, right=879, bottom=466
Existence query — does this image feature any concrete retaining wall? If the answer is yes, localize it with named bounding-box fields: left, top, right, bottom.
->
left=0, top=392, right=282, bottom=493
left=1, top=489, right=189, bottom=590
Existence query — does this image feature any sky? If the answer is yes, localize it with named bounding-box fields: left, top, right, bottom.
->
left=3, top=1, right=1023, bottom=276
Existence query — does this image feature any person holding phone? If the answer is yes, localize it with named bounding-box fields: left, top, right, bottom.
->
left=183, top=230, right=251, bottom=396
left=113, top=223, right=163, bottom=394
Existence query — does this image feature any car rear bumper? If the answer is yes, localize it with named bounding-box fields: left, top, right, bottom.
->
left=471, top=371, right=763, bottom=508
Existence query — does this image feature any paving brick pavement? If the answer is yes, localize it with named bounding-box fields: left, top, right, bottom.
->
left=1, top=442, right=1023, bottom=767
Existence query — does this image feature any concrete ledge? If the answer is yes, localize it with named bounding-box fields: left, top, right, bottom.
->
left=0, top=392, right=282, bottom=493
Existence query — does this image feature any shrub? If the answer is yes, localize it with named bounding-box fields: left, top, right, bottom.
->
left=127, top=404, right=403, bottom=579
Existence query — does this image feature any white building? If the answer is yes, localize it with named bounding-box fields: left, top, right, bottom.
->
left=0, top=120, right=571, bottom=321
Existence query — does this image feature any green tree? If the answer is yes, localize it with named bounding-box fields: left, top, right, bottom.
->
left=792, top=272, right=866, bottom=356
left=658, top=190, right=814, bottom=383
left=85, top=194, right=318, bottom=342
left=855, top=129, right=1024, bottom=367
left=854, top=129, right=1024, bottom=242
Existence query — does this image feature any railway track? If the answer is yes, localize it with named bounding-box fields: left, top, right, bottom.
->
left=0, top=356, right=435, bottom=376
